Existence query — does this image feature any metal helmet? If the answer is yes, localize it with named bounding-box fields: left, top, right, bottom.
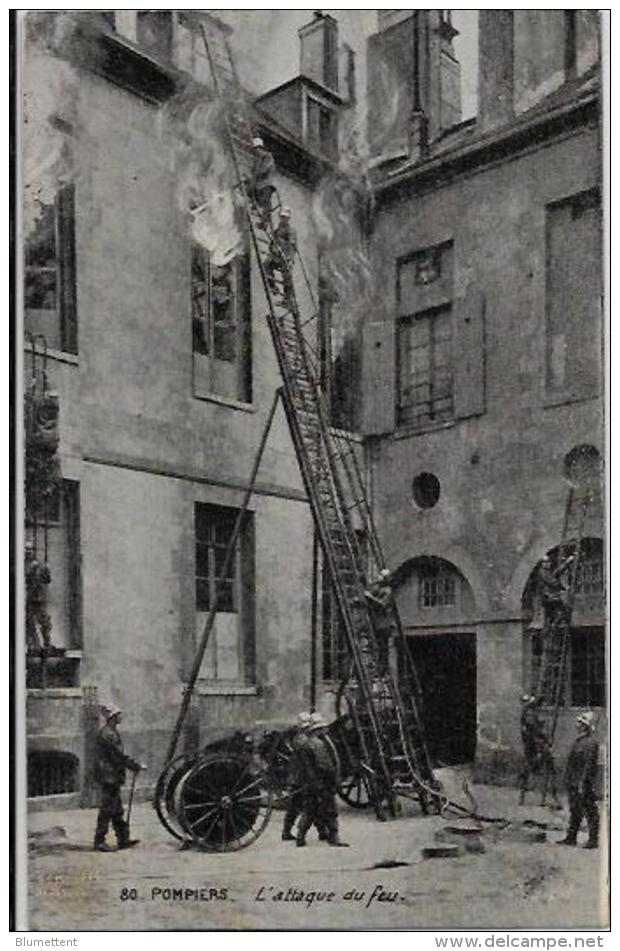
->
left=101, top=702, right=122, bottom=722
left=576, top=711, right=595, bottom=730
left=309, top=712, right=328, bottom=730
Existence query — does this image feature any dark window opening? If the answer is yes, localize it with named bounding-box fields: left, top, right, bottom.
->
left=28, top=750, right=79, bottom=797
left=322, top=531, right=366, bottom=680
left=321, top=584, right=349, bottom=682
left=26, top=481, right=81, bottom=676
left=420, top=573, right=455, bottom=608
left=570, top=627, right=605, bottom=707
left=397, top=306, right=453, bottom=428
left=136, top=11, right=173, bottom=60
left=574, top=539, right=604, bottom=598
left=24, top=184, right=77, bottom=354
left=307, top=97, right=338, bottom=160
left=529, top=626, right=605, bottom=708
left=195, top=504, right=240, bottom=614
left=545, top=189, right=601, bottom=396
left=192, top=244, right=252, bottom=402
left=412, top=471, right=441, bottom=509
left=194, top=502, right=255, bottom=683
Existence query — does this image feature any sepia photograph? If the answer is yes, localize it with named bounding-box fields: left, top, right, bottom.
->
left=15, top=7, right=608, bottom=932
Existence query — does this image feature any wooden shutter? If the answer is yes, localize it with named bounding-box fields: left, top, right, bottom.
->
left=57, top=184, right=77, bottom=354
left=453, top=287, right=486, bottom=419
left=361, top=319, right=396, bottom=435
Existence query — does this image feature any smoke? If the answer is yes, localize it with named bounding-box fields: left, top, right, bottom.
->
left=312, top=128, right=375, bottom=339
left=159, top=90, right=244, bottom=267
left=22, top=15, right=78, bottom=236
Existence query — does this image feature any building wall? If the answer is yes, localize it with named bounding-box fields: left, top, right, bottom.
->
left=26, top=48, right=322, bottom=801
left=369, top=119, right=604, bottom=777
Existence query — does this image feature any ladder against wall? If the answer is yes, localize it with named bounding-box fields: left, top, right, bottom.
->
left=197, top=16, right=439, bottom=812
left=535, top=474, right=603, bottom=747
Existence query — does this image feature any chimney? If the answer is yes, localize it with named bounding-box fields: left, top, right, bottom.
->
left=478, top=11, right=514, bottom=132
left=299, top=11, right=339, bottom=93
left=367, top=11, right=462, bottom=160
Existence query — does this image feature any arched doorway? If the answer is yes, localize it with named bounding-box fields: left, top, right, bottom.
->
left=393, top=556, right=477, bottom=766
left=522, top=537, right=605, bottom=707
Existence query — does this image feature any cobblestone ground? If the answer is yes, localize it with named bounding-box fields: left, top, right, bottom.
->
left=26, top=781, right=608, bottom=932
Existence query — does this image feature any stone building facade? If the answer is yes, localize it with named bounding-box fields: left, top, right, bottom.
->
left=23, top=9, right=359, bottom=807
left=363, top=10, right=604, bottom=778
left=22, top=10, right=605, bottom=808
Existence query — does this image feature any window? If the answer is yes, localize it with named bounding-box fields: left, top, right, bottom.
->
left=574, top=549, right=604, bottom=597
left=26, top=481, right=81, bottom=688
left=546, top=189, right=602, bottom=399
left=570, top=627, right=605, bottom=707
left=192, top=246, right=252, bottom=403
left=397, top=242, right=454, bottom=430
left=398, top=306, right=453, bottom=428
left=318, top=270, right=362, bottom=432
left=321, top=582, right=349, bottom=682
left=28, top=750, right=79, bottom=798
left=136, top=11, right=173, bottom=60
left=420, top=573, right=456, bottom=608
left=321, top=530, right=366, bottom=681
left=24, top=184, right=77, bottom=354
left=530, top=627, right=605, bottom=708
left=195, top=504, right=239, bottom=614
left=194, top=503, right=255, bottom=682
left=306, top=97, right=338, bottom=160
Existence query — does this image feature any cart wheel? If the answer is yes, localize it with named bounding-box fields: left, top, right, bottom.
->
left=337, top=764, right=374, bottom=810
left=176, top=752, right=272, bottom=852
left=154, top=751, right=200, bottom=841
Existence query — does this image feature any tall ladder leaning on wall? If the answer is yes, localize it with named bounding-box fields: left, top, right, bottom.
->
left=535, top=480, right=600, bottom=749
left=196, top=16, right=440, bottom=815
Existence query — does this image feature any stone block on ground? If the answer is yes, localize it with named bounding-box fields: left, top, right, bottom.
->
left=421, top=844, right=463, bottom=859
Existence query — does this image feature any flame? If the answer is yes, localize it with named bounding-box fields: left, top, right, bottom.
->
left=22, top=47, right=76, bottom=236
left=312, top=155, right=374, bottom=340
left=160, top=92, right=243, bottom=265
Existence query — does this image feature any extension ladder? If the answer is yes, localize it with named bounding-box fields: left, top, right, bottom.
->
left=198, top=15, right=438, bottom=811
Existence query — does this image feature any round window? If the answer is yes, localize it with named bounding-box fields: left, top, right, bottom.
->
left=412, top=472, right=441, bottom=509
left=563, top=445, right=601, bottom=487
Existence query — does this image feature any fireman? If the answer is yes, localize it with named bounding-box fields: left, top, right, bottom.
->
left=557, top=711, right=600, bottom=849
left=93, top=704, right=144, bottom=852
left=25, top=541, right=52, bottom=650
left=296, top=713, right=349, bottom=848
left=538, top=552, right=575, bottom=629
left=246, top=136, right=276, bottom=229
left=518, top=694, right=559, bottom=806
left=282, top=712, right=327, bottom=843
left=364, top=568, right=394, bottom=674
left=264, top=207, right=297, bottom=305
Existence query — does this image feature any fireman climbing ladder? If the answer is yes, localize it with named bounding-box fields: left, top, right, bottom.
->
left=535, top=481, right=601, bottom=747
left=163, top=14, right=440, bottom=814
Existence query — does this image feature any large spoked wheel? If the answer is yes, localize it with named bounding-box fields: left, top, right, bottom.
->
left=176, top=753, right=273, bottom=852
left=154, top=751, right=200, bottom=841
left=338, top=764, right=374, bottom=810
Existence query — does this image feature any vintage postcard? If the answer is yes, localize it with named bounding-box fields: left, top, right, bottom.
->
left=16, top=8, right=608, bottom=932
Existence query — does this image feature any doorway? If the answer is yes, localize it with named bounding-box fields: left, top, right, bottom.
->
left=404, top=632, right=477, bottom=766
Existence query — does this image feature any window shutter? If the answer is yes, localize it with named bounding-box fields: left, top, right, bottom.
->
left=361, top=319, right=396, bottom=435
left=57, top=184, right=77, bottom=354
left=453, top=286, right=486, bottom=419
